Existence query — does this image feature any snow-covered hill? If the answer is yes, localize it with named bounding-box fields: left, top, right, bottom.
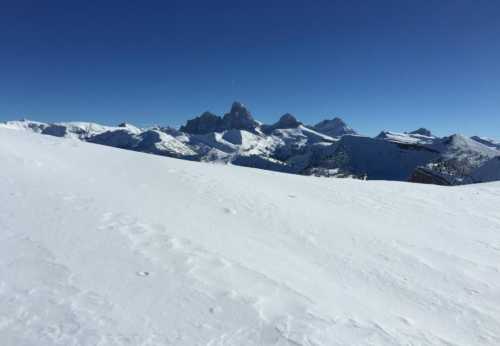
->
left=310, top=117, right=357, bottom=137
left=410, top=135, right=500, bottom=185
left=375, top=129, right=436, bottom=145
left=471, top=136, right=500, bottom=150
left=1, top=127, right=500, bottom=345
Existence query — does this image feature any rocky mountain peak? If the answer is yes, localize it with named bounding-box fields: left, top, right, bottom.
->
left=261, top=113, right=302, bottom=134
left=312, top=117, right=357, bottom=138
left=180, top=111, right=223, bottom=134
left=222, top=101, right=258, bottom=132
left=229, top=101, right=246, bottom=113
left=410, top=128, right=433, bottom=137
left=276, top=113, right=301, bottom=129
left=179, top=102, right=258, bottom=134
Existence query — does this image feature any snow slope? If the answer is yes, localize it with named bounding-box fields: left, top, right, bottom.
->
left=471, top=136, right=500, bottom=150
left=1, top=127, right=500, bottom=346
left=376, top=130, right=436, bottom=145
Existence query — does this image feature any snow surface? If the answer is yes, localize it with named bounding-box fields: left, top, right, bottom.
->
left=1, top=127, right=500, bottom=345
left=438, top=134, right=498, bottom=162
left=471, top=136, right=500, bottom=151
left=376, top=131, right=436, bottom=145
left=1, top=120, right=122, bottom=138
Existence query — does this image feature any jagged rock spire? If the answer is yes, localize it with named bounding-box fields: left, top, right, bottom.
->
left=222, top=102, right=258, bottom=132
left=180, top=102, right=258, bottom=134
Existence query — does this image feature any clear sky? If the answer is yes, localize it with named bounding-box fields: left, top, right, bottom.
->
left=1, top=0, right=499, bottom=137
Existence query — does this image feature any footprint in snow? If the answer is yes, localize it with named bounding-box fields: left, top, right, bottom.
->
left=209, top=307, right=221, bottom=314
left=136, top=271, right=150, bottom=277
left=288, top=194, right=297, bottom=198
left=222, top=207, right=236, bottom=215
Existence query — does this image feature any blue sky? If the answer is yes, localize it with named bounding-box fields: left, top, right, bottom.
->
left=1, top=0, right=499, bottom=137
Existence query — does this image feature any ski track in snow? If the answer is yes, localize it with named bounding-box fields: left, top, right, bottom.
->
left=1, top=128, right=500, bottom=345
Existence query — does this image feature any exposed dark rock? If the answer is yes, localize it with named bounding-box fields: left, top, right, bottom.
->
left=136, top=130, right=189, bottom=158
left=274, top=113, right=301, bottom=129
left=180, top=102, right=258, bottom=134
left=409, top=167, right=452, bottom=185
left=180, top=112, right=224, bottom=134
left=262, top=113, right=302, bottom=133
left=88, top=130, right=141, bottom=149
left=307, top=135, right=440, bottom=181
left=222, top=129, right=243, bottom=145
left=156, top=126, right=183, bottom=136
left=410, top=128, right=433, bottom=137
left=222, top=102, right=258, bottom=132
left=471, top=156, right=500, bottom=183
left=312, top=117, right=356, bottom=137
left=41, top=124, right=67, bottom=137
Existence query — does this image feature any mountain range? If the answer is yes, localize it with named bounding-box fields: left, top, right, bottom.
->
left=2, top=101, right=499, bottom=185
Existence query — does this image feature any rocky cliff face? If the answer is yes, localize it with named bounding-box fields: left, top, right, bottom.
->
left=409, top=167, right=453, bottom=186
left=180, top=112, right=224, bottom=134
left=221, top=102, right=259, bottom=132
left=262, top=113, right=302, bottom=133
left=307, top=135, right=441, bottom=181
left=471, top=156, right=500, bottom=183
left=180, top=102, right=259, bottom=134
left=312, top=117, right=357, bottom=137
left=410, top=128, right=433, bottom=137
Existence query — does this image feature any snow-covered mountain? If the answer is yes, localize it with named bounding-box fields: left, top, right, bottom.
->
left=1, top=126, right=500, bottom=345
left=2, top=102, right=499, bottom=185
left=471, top=136, right=500, bottom=150
left=410, top=134, right=500, bottom=185
left=311, top=117, right=357, bottom=137
left=307, top=134, right=441, bottom=180
left=375, top=129, right=436, bottom=145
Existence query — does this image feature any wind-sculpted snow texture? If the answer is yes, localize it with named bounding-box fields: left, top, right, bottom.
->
left=2, top=102, right=499, bottom=184
left=1, top=127, right=500, bottom=345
